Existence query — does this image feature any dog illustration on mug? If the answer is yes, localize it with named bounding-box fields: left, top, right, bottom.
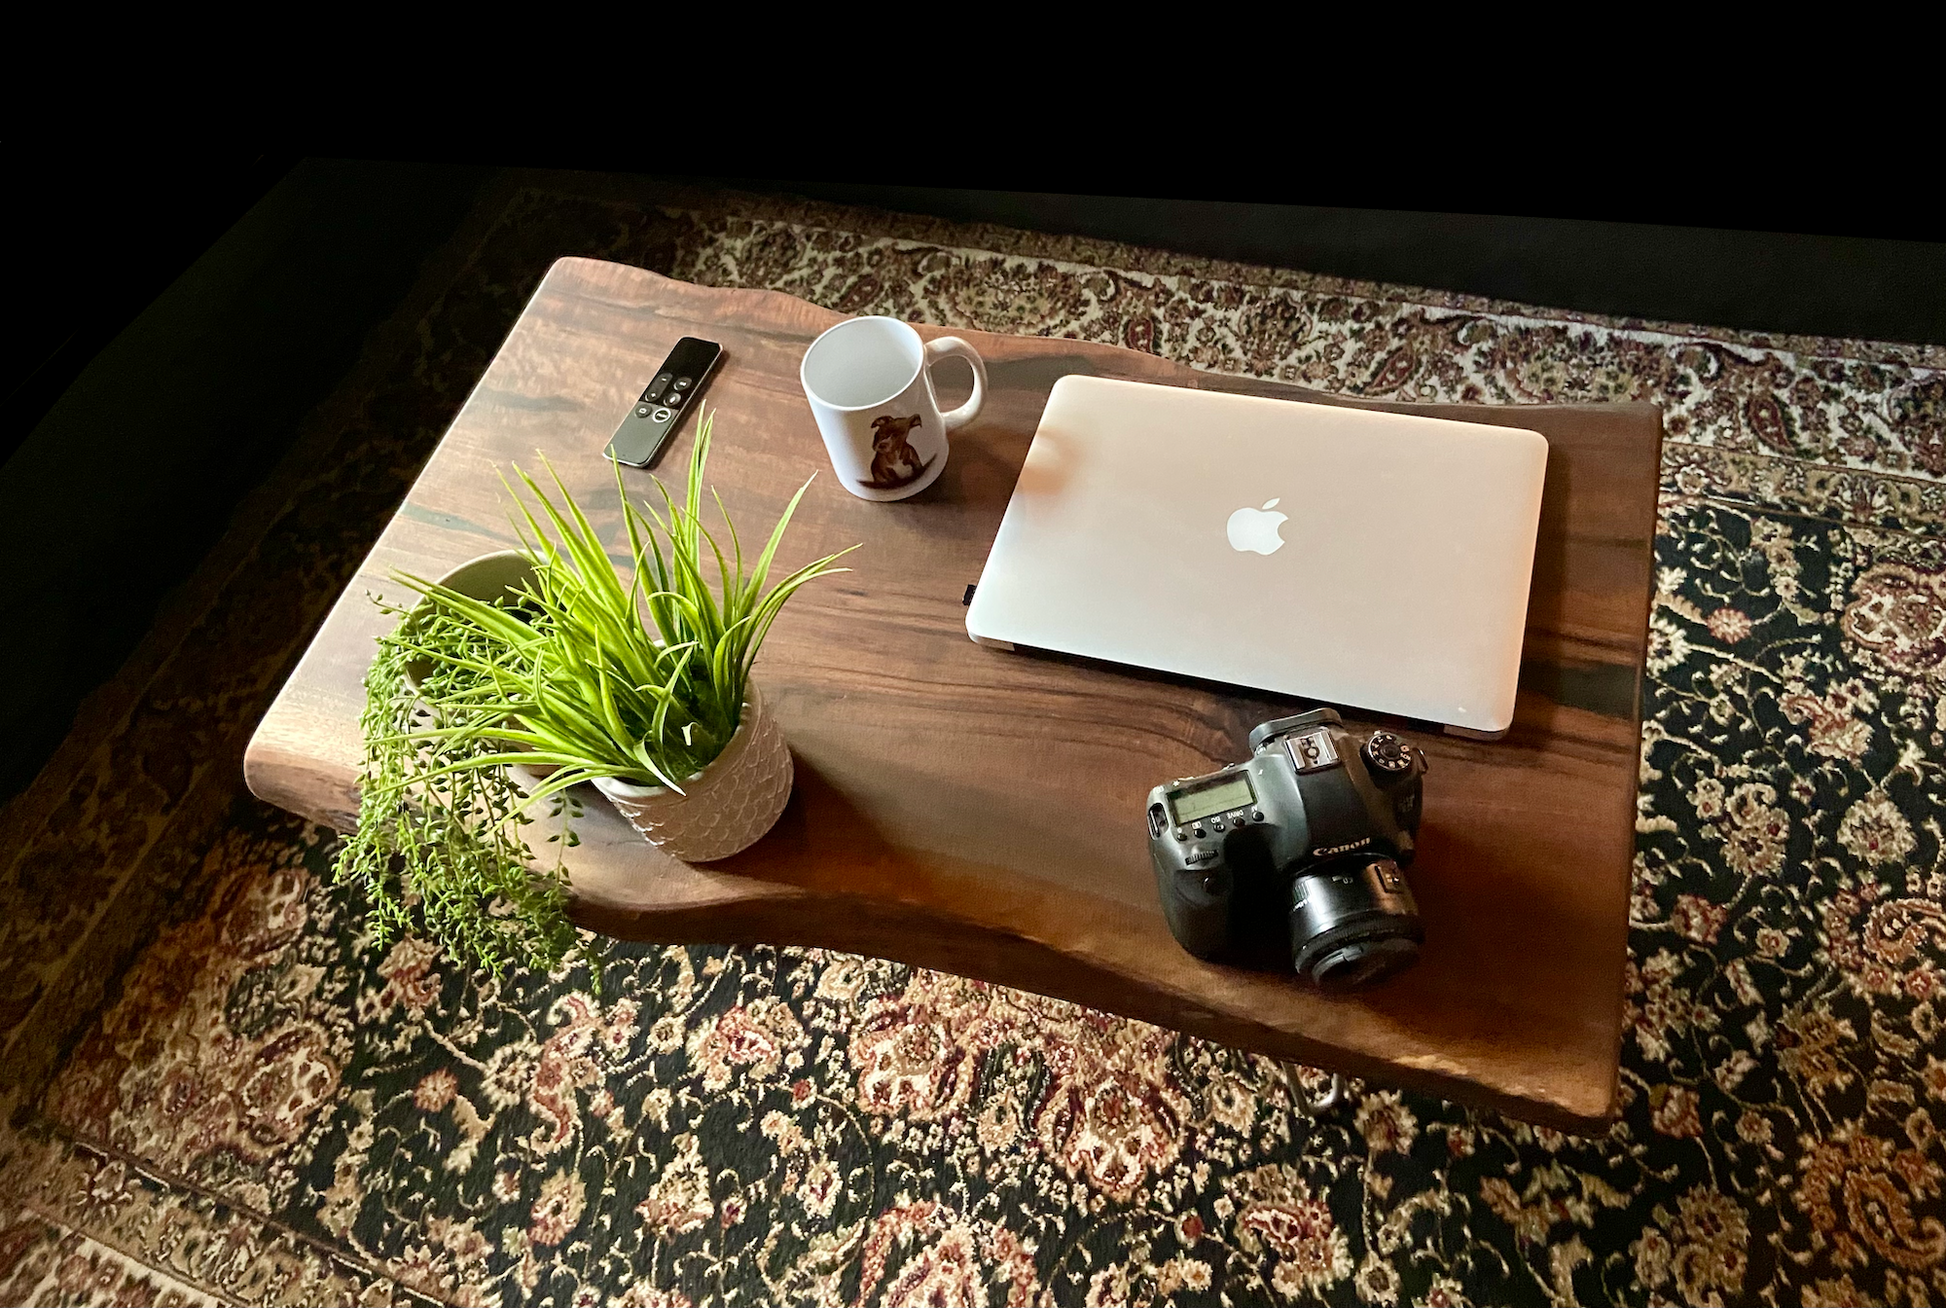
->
left=863, top=414, right=933, bottom=490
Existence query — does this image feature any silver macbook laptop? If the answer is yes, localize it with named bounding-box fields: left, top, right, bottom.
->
left=965, top=376, right=1548, bottom=734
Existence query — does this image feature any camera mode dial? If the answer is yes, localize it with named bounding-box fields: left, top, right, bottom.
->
left=1362, top=731, right=1413, bottom=775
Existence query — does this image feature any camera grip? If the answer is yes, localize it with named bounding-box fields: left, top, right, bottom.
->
left=1149, top=840, right=1232, bottom=960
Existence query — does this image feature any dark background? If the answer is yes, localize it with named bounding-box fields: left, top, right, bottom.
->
left=5, top=151, right=1943, bottom=805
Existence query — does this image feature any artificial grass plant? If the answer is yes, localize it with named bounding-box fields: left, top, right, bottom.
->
left=334, top=413, right=854, bottom=978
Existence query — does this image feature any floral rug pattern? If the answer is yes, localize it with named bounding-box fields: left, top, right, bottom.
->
left=2, top=186, right=1944, bottom=1305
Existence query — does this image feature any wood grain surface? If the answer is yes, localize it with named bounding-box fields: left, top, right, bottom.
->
left=245, top=259, right=1662, bottom=1132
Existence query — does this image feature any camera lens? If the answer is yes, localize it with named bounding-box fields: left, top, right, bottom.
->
left=1309, top=936, right=1420, bottom=989
left=1288, top=858, right=1423, bottom=990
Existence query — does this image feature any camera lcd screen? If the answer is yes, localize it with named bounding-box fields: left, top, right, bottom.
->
left=1167, top=774, right=1256, bottom=825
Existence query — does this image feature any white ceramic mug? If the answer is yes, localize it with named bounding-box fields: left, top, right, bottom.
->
left=800, top=316, right=988, bottom=501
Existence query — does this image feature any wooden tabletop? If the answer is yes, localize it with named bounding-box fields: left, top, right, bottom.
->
left=246, top=259, right=1660, bottom=1132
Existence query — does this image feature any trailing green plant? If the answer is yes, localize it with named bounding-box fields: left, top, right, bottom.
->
left=336, top=595, right=583, bottom=978
left=334, top=413, right=855, bottom=979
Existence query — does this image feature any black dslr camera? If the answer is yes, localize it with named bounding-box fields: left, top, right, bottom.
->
left=1146, top=708, right=1428, bottom=989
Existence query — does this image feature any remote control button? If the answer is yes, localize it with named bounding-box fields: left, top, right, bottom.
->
left=1202, top=875, right=1218, bottom=892
left=652, top=372, right=673, bottom=388
left=652, top=408, right=672, bottom=422
left=674, top=375, right=694, bottom=390
left=1210, top=819, right=1225, bottom=832
left=635, top=405, right=652, bottom=417
left=663, top=391, right=682, bottom=407
left=1252, top=810, right=1265, bottom=822
left=1193, top=826, right=1207, bottom=839
left=1175, top=829, right=1188, bottom=842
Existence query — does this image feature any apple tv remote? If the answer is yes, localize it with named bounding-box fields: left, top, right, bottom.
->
left=605, top=337, right=723, bottom=468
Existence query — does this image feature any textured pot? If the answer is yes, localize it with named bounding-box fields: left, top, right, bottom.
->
left=593, top=681, right=794, bottom=862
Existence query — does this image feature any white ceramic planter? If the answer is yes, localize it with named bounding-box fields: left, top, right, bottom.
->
left=593, top=681, right=794, bottom=862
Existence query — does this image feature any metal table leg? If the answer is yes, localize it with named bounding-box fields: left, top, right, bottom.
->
left=1280, top=1064, right=1346, bottom=1115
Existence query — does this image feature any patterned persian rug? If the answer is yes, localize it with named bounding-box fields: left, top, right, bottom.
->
left=3, top=181, right=1945, bottom=1306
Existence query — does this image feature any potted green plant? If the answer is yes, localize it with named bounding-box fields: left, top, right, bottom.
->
left=334, top=413, right=854, bottom=978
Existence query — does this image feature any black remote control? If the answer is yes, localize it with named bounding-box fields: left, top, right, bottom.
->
left=605, top=336, right=723, bottom=467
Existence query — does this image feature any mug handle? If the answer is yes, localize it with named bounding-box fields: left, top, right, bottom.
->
left=925, top=336, right=988, bottom=432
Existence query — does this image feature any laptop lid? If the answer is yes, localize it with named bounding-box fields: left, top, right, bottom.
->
left=965, top=376, right=1548, bottom=733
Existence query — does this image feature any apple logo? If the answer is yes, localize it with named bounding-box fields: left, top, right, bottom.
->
left=1226, top=498, right=1289, bottom=555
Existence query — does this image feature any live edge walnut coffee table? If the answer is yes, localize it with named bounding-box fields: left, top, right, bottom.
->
left=246, top=259, right=1661, bottom=1133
